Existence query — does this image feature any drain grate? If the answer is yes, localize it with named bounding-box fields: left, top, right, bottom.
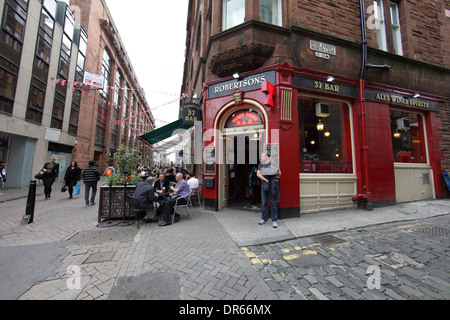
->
left=312, top=235, right=344, bottom=246
left=416, top=226, right=450, bottom=237
left=83, top=251, right=117, bottom=264
left=66, top=228, right=138, bottom=245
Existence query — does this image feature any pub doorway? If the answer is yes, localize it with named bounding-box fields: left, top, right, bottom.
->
left=224, top=133, right=262, bottom=211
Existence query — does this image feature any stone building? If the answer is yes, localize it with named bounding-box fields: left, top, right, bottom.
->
left=180, top=0, right=449, bottom=216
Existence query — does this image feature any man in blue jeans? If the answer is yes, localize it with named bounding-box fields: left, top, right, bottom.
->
left=82, top=160, right=101, bottom=206
left=256, top=152, right=281, bottom=228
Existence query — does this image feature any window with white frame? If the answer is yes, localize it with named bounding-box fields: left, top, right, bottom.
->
left=223, top=0, right=245, bottom=30
left=374, top=0, right=387, bottom=51
left=390, top=2, right=403, bottom=55
left=260, top=0, right=282, bottom=26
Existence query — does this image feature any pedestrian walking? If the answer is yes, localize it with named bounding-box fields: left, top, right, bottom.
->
left=0, top=160, right=6, bottom=197
left=82, top=160, right=101, bottom=206
left=64, top=161, right=81, bottom=199
left=257, top=152, right=281, bottom=228
left=42, top=156, right=60, bottom=200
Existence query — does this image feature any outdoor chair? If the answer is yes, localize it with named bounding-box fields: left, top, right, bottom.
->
left=172, top=192, right=192, bottom=224
left=190, top=188, right=201, bottom=207
left=127, top=195, right=145, bottom=228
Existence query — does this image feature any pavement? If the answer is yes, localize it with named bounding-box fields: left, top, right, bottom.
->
left=0, top=178, right=449, bottom=301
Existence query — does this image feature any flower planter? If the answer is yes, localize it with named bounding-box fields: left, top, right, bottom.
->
left=98, top=184, right=136, bottom=222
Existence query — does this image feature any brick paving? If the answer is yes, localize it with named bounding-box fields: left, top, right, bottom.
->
left=1, top=181, right=449, bottom=300
left=242, top=216, right=450, bottom=300
left=0, top=181, right=275, bottom=300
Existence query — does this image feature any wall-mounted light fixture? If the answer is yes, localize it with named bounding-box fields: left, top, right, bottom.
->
left=233, top=72, right=240, bottom=79
left=393, top=130, right=401, bottom=138
left=317, top=119, right=324, bottom=131
left=413, top=93, right=420, bottom=98
left=326, top=76, right=335, bottom=82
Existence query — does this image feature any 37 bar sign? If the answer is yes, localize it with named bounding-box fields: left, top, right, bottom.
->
left=182, top=102, right=202, bottom=125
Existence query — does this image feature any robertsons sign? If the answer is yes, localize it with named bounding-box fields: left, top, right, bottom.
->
left=208, top=70, right=276, bottom=99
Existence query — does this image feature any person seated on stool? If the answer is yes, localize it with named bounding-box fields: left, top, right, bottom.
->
left=133, top=176, right=159, bottom=222
left=158, top=173, right=190, bottom=226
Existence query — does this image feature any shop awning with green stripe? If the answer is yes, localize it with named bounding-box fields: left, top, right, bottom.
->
left=139, top=118, right=193, bottom=146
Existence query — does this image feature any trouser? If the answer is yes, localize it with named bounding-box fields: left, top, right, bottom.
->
left=251, top=185, right=260, bottom=205
left=144, top=202, right=160, bottom=220
left=261, top=184, right=278, bottom=222
left=84, top=181, right=98, bottom=204
left=43, top=177, right=56, bottom=198
left=162, top=197, right=187, bottom=222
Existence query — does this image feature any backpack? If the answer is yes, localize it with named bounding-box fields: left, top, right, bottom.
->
left=106, top=168, right=112, bottom=176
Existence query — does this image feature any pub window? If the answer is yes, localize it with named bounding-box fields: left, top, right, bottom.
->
left=298, top=99, right=353, bottom=174
left=223, top=0, right=245, bottom=30
left=260, top=0, right=282, bottom=26
left=391, top=110, right=426, bottom=164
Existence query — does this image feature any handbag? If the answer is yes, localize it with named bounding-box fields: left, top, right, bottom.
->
left=74, top=183, right=80, bottom=195
left=61, top=182, right=67, bottom=193
left=35, top=171, right=44, bottom=180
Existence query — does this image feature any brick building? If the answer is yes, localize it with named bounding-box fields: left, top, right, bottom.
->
left=69, top=0, right=154, bottom=171
left=180, top=0, right=449, bottom=216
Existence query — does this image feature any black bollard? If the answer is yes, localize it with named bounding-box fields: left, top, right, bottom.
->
left=23, top=180, right=37, bottom=224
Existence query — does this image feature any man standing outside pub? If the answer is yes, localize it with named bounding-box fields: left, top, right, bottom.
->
left=257, top=152, right=281, bottom=228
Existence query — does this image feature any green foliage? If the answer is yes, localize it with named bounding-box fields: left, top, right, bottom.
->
left=106, top=144, right=141, bottom=186
left=115, top=144, right=140, bottom=176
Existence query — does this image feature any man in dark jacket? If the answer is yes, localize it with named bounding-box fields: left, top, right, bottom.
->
left=82, top=160, right=101, bottom=206
left=133, top=176, right=159, bottom=222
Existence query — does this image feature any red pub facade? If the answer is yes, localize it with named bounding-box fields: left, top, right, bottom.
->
left=180, top=0, right=449, bottom=218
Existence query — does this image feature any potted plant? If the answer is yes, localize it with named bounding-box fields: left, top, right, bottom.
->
left=352, top=193, right=373, bottom=211
left=98, top=145, right=142, bottom=222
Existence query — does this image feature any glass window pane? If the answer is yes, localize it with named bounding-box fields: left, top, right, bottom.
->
left=32, top=57, right=49, bottom=83
left=299, top=100, right=353, bottom=173
left=5, top=6, right=26, bottom=40
left=0, top=32, right=23, bottom=66
left=260, top=0, right=281, bottom=26
left=391, top=111, right=426, bottom=163
left=223, top=0, right=245, bottom=30
left=36, top=35, right=51, bottom=64
left=0, top=68, right=17, bottom=98
left=0, top=96, right=14, bottom=115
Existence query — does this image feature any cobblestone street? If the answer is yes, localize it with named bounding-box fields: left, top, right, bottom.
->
left=242, top=215, right=450, bottom=300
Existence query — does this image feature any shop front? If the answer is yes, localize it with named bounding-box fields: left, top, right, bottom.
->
left=201, top=62, right=446, bottom=218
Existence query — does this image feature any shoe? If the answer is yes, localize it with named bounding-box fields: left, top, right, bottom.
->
left=158, top=221, right=172, bottom=227
left=89, top=202, right=95, bottom=206
left=272, top=221, right=278, bottom=228
left=68, top=196, right=73, bottom=199
left=85, top=203, right=90, bottom=206
left=174, top=214, right=180, bottom=223
left=258, top=219, right=267, bottom=225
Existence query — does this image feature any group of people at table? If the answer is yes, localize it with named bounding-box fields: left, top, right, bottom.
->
left=132, top=172, right=199, bottom=226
